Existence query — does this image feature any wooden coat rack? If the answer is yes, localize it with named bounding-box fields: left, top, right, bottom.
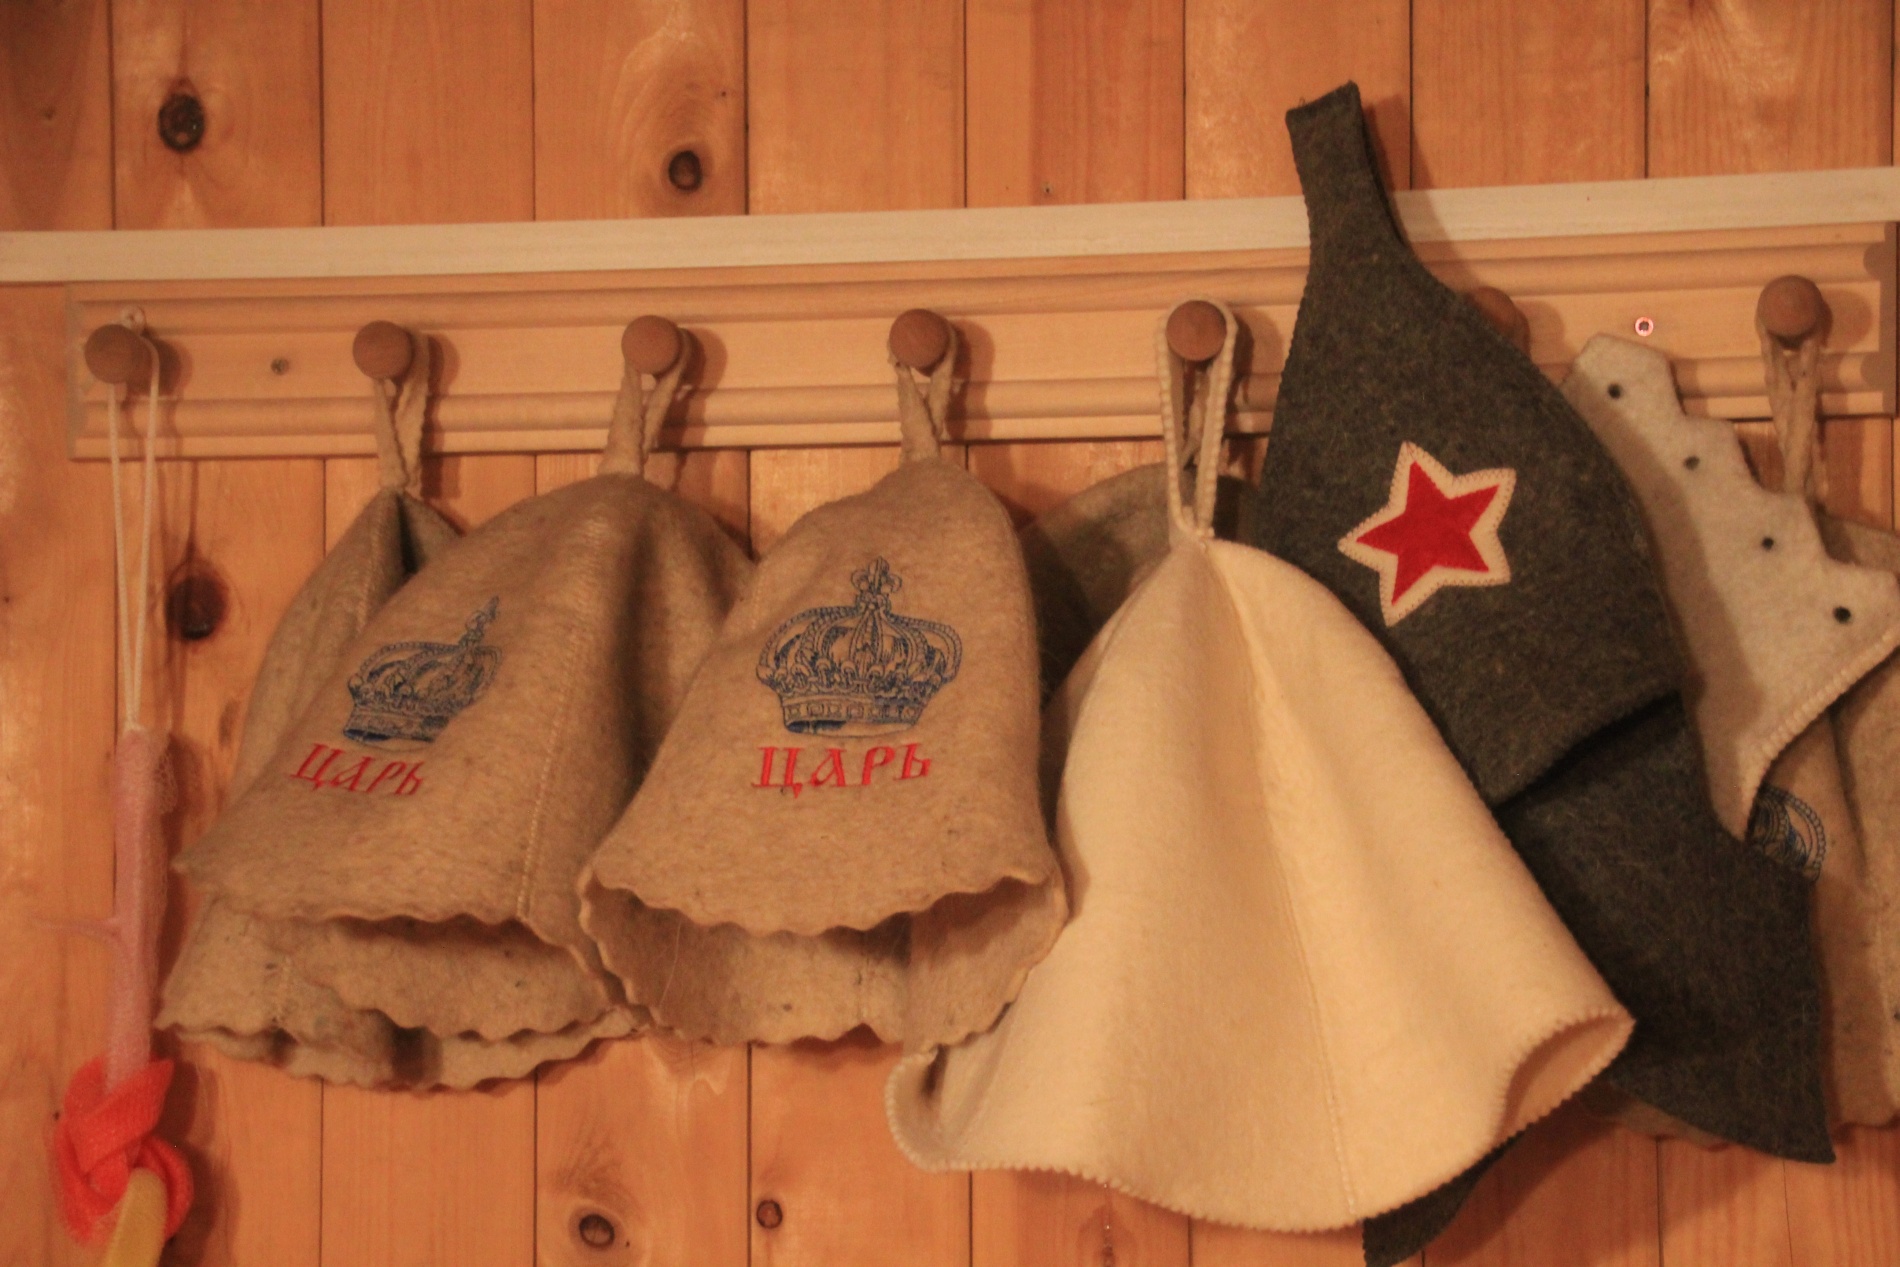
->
left=3, top=166, right=1894, bottom=460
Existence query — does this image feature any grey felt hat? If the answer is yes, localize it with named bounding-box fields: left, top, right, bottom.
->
left=1245, top=83, right=1830, bottom=1265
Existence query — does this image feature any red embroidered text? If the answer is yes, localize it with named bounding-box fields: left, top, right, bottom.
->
left=289, top=742, right=424, bottom=795
left=753, top=744, right=931, bottom=797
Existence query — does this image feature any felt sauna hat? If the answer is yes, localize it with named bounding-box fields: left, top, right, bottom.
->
left=887, top=304, right=1632, bottom=1232
left=1248, top=84, right=1830, bottom=1262
left=176, top=324, right=751, bottom=1085
left=1562, top=337, right=1900, bottom=1128
left=162, top=330, right=461, bottom=1086
left=1251, top=80, right=1829, bottom=1156
left=581, top=321, right=1065, bottom=1048
left=1820, top=512, right=1900, bottom=1123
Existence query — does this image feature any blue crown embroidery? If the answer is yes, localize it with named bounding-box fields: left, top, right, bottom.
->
left=344, top=598, right=503, bottom=747
left=757, top=558, right=960, bottom=735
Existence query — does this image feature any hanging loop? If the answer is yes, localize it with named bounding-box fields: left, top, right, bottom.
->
left=890, top=309, right=961, bottom=464
left=1757, top=275, right=1829, bottom=505
left=602, top=316, right=693, bottom=477
left=354, top=322, right=431, bottom=496
left=1157, top=298, right=1238, bottom=541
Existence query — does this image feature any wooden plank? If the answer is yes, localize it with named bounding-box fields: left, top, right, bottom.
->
left=19, top=168, right=1900, bottom=284
left=751, top=1035, right=969, bottom=1267
left=102, top=8, right=329, bottom=1261
left=1430, top=1109, right=1659, bottom=1267
left=1648, top=0, right=1894, bottom=175
left=1394, top=9, right=1659, bottom=1264
left=108, top=0, right=322, bottom=228
left=320, top=0, right=535, bottom=225
left=1784, top=1128, right=1900, bottom=1264
left=745, top=445, right=969, bottom=1267
left=532, top=445, right=749, bottom=1267
left=317, top=452, right=538, bottom=1267
left=1822, top=415, right=1895, bottom=528
left=745, top=0, right=964, bottom=213
left=0, top=9, right=112, bottom=1262
left=0, top=286, right=118, bottom=1267
left=136, top=458, right=326, bottom=1267
left=537, top=1038, right=749, bottom=1267
left=967, top=0, right=1184, bottom=208
left=1194, top=1226, right=1366, bottom=1267
left=1184, top=0, right=1409, bottom=198
left=533, top=0, right=745, bottom=220
left=0, top=0, right=113, bottom=230
left=1649, top=7, right=1897, bottom=1256
left=1412, top=0, right=1645, bottom=187
left=963, top=439, right=1186, bottom=1267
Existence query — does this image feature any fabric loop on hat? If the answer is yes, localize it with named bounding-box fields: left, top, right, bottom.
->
left=893, top=326, right=963, bottom=464
left=1155, top=300, right=1236, bottom=540
left=1760, top=316, right=1823, bottom=506
left=373, top=330, right=430, bottom=496
left=601, top=334, right=693, bottom=478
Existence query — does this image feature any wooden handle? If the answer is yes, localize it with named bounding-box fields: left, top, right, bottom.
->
left=622, top=315, right=685, bottom=375
left=353, top=321, right=414, bottom=380
left=85, top=324, right=153, bottom=389
left=1758, top=275, right=1827, bottom=344
left=1464, top=286, right=1530, bottom=355
left=889, top=308, right=952, bottom=371
left=1165, top=300, right=1228, bottom=364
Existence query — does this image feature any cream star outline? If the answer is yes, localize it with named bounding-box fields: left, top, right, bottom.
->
left=1337, top=441, right=1517, bottom=626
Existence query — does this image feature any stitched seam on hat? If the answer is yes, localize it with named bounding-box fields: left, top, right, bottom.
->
left=1209, top=543, right=1359, bottom=1218
left=510, top=552, right=593, bottom=928
left=1732, top=618, right=1900, bottom=843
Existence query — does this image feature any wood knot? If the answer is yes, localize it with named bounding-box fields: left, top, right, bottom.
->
left=157, top=88, right=206, bottom=153
left=166, top=564, right=228, bottom=642
left=755, top=1199, right=784, bottom=1229
left=575, top=1211, right=616, bottom=1249
left=667, top=149, right=704, bottom=192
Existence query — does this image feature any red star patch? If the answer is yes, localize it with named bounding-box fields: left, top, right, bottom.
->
left=1338, top=443, right=1516, bottom=625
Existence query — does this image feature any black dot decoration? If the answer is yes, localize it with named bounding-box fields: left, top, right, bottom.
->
left=1684, top=455, right=1701, bottom=470
left=1607, top=384, right=1623, bottom=399
left=1836, top=607, right=1853, bottom=624
left=1762, top=536, right=1776, bottom=550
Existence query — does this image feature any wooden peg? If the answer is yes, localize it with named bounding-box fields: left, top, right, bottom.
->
left=622, top=315, right=685, bottom=375
left=1465, top=286, right=1530, bottom=355
left=1758, top=275, right=1827, bottom=345
left=353, top=320, right=414, bottom=380
left=1165, top=300, right=1228, bottom=364
left=85, top=324, right=153, bottom=389
left=889, top=308, right=951, bottom=371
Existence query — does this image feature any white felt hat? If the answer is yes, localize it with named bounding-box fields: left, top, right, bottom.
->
left=886, top=303, right=1632, bottom=1230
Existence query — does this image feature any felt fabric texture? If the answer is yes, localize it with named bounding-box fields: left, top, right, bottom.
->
left=177, top=350, right=750, bottom=1084
left=1821, top=512, right=1900, bottom=1122
left=1559, top=336, right=1900, bottom=838
left=1020, top=464, right=1249, bottom=700
left=888, top=305, right=1630, bottom=1233
left=161, top=336, right=466, bottom=1087
left=1560, top=337, right=1899, bottom=1128
left=1252, top=85, right=1833, bottom=1256
left=581, top=337, right=1064, bottom=1048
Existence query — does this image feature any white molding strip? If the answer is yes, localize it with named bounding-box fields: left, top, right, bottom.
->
left=6, top=167, right=1899, bottom=284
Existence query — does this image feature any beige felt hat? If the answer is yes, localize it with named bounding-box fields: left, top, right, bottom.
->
left=1821, top=512, right=1900, bottom=1122
left=1560, top=336, right=1900, bottom=1129
left=886, top=303, right=1631, bottom=1231
left=176, top=330, right=750, bottom=1085
left=162, top=333, right=463, bottom=1086
left=581, top=326, right=1065, bottom=1048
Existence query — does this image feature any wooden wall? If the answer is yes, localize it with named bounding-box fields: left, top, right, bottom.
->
left=3, top=2, right=1899, bottom=1266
